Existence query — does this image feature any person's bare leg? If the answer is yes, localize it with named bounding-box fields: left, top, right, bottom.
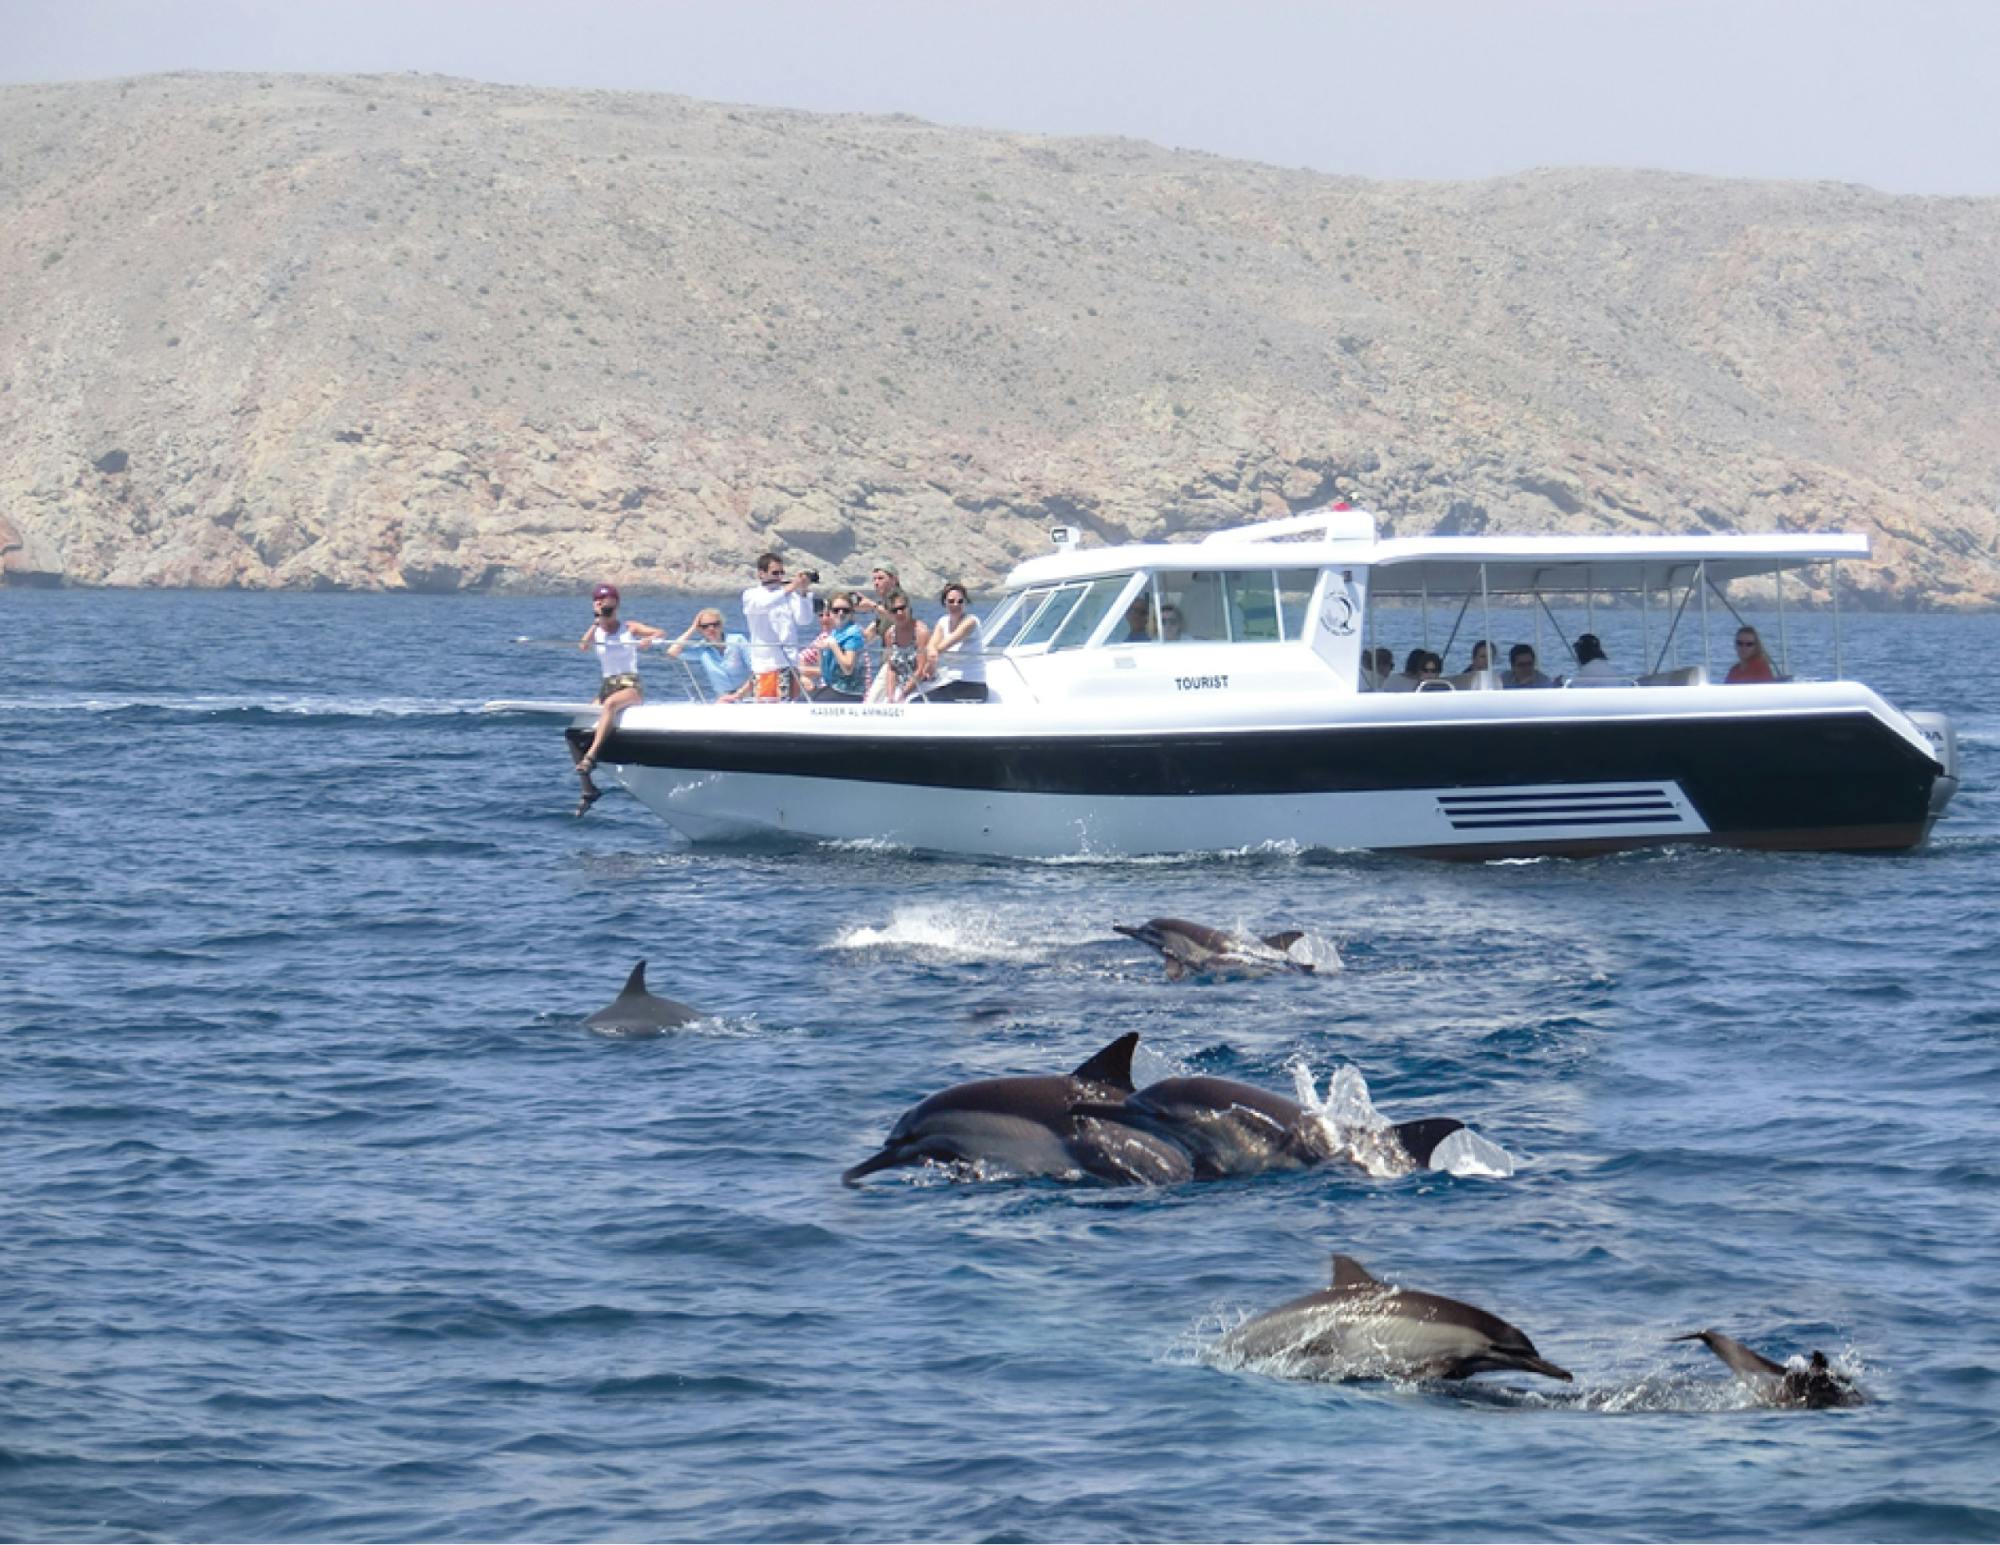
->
left=579, top=688, right=640, bottom=771
left=575, top=687, right=640, bottom=813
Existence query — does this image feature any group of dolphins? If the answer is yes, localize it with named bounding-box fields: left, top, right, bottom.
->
left=583, top=920, right=1863, bottom=1410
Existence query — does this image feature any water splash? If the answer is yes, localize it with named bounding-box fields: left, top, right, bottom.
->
left=1289, top=1061, right=1418, bottom=1179
left=829, top=905, right=1065, bottom=962
left=1289, top=1060, right=1516, bottom=1178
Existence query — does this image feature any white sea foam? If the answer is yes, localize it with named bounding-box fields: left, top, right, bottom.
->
left=828, top=904, right=1068, bottom=962
left=0, top=692, right=479, bottom=718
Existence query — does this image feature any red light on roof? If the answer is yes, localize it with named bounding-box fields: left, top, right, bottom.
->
left=1332, top=501, right=1351, bottom=510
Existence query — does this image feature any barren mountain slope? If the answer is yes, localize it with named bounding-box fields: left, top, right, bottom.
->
left=3, top=72, right=1997, bottom=603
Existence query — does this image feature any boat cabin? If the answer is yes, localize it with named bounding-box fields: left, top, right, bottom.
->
left=980, top=507, right=1868, bottom=705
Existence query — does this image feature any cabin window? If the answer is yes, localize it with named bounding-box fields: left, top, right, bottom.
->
left=1276, top=570, right=1318, bottom=642
left=1152, top=571, right=1226, bottom=642
left=1223, top=572, right=1282, bottom=641
left=1047, top=574, right=1135, bottom=652
left=985, top=587, right=1053, bottom=652
left=1013, top=582, right=1092, bottom=649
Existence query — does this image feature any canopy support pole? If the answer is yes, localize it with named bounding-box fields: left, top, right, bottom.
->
left=1776, top=567, right=1789, bottom=677
left=1698, top=559, right=1711, bottom=679
left=1832, top=560, right=1844, bottom=680
left=1479, top=563, right=1493, bottom=673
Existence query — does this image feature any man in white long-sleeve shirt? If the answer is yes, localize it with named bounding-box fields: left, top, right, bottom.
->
left=740, top=551, right=816, bottom=701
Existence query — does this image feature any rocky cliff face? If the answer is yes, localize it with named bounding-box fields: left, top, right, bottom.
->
left=3, top=72, right=1998, bottom=605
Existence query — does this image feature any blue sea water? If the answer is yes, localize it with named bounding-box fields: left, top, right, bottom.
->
left=4, top=589, right=1999, bottom=1543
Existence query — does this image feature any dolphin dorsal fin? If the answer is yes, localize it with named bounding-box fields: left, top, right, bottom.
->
left=619, top=960, right=649, bottom=998
left=1331, top=1254, right=1381, bottom=1290
left=1071, top=1032, right=1140, bottom=1091
left=1262, top=930, right=1305, bottom=953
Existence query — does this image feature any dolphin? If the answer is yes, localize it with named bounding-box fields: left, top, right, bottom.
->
left=583, top=960, right=702, bottom=1037
left=1217, top=1254, right=1572, bottom=1384
left=1112, top=918, right=1317, bottom=981
left=1079, top=1074, right=1466, bottom=1179
left=841, top=1032, right=1195, bottom=1187
left=1672, top=1330, right=1863, bottom=1409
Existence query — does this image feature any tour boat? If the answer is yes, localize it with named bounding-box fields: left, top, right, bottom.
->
left=489, top=508, right=1959, bottom=859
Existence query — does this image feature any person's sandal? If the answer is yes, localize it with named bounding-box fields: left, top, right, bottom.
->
left=574, top=785, right=603, bottom=818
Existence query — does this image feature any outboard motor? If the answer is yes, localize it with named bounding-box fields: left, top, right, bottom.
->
left=1906, top=710, right=1960, bottom=818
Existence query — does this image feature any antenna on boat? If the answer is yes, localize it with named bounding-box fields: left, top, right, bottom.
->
left=1049, top=525, right=1079, bottom=552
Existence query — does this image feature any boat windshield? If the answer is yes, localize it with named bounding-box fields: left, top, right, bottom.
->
left=1001, top=573, right=1136, bottom=653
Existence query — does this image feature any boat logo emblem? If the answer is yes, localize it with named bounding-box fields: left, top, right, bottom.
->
left=1319, top=592, right=1357, bottom=636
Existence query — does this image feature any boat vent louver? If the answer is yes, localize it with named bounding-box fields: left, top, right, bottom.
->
left=1437, top=787, right=1689, bottom=832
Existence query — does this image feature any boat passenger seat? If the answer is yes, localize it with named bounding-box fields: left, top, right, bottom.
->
left=1638, top=665, right=1708, bottom=687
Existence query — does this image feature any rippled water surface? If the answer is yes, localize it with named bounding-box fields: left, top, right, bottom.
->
left=5, top=590, right=2000, bottom=1542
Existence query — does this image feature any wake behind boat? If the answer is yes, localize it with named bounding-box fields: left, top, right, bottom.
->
left=488, top=507, right=1959, bottom=859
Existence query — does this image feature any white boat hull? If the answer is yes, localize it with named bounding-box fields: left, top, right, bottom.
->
left=612, top=763, right=1717, bottom=858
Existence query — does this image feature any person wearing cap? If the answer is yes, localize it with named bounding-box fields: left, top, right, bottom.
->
left=740, top=551, right=816, bottom=700
left=574, top=582, right=665, bottom=814
left=1568, top=633, right=1619, bottom=684
left=857, top=561, right=902, bottom=642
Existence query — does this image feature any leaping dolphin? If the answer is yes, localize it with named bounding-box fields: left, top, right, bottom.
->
left=1078, top=1074, right=1466, bottom=1179
left=583, top=960, right=702, bottom=1037
left=1672, top=1330, right=1863, bottom=1409
left=1112, top=918, right=1319, bottom=981
left=1217, top=1254, right=1573, bottom=1384
left=841, top=1033, right=1195, bottom=1187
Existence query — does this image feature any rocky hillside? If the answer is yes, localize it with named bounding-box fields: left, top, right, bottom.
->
left=3, top=72, right=1998, bottom=605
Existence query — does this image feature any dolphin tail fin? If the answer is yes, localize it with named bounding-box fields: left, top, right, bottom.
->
left=1331, top=1254, right=1383, bottom=1290
left=840, top=1145, right=912, bottom=1188
left=1672, top=1329, right=1787, bottom=1382
left=1070, top=1032, right=1141, bottom=1092
left=1262, top=929, right=1305, bottom=952
left=1391, top=1117, right=1467, bottom=1168
left=618, top=960, right=649, bottom=998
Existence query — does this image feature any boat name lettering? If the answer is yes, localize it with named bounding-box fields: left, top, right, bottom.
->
left=808, top=705, right=905, bottom=717
left=1175, top=674, right=1230, bottom=692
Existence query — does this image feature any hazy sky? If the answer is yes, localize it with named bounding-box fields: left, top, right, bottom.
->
left=6, top=0, right=1998, bottom=195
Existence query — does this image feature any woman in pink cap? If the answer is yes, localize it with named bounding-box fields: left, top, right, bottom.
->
left=574, top=582, right=665, bottom=815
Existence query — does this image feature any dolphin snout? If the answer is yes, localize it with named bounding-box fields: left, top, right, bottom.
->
left=840, top=1146, right=908, bottom=1188
left=1516, top=1354, right=1574, bottom=1383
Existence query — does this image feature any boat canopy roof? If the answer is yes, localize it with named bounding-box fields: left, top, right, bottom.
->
left=1364, top=532, right=1870, bottom=598
left=1001, top=506, right=1869, bottom=595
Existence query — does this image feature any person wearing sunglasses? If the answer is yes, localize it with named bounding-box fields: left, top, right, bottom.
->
left=920, top=583, right=989, bottom=703
left=666, top=608, right=752, bottom=703
left=1503, top=643, right=1554, bottom=689
left=574, top=582, right=666, bottom=814
left=811, top=593, right=869, bottom=702
left=1725, top=625, right=1777, bottom=684
left=740, top=550, right=815, bottom=701
left=871, top=589, right=931, bottom=703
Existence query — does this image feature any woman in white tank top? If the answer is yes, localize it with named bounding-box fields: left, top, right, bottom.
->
left=574, top=582, right=665, bottom=815
left=919, top=583, right=988, bottom=702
